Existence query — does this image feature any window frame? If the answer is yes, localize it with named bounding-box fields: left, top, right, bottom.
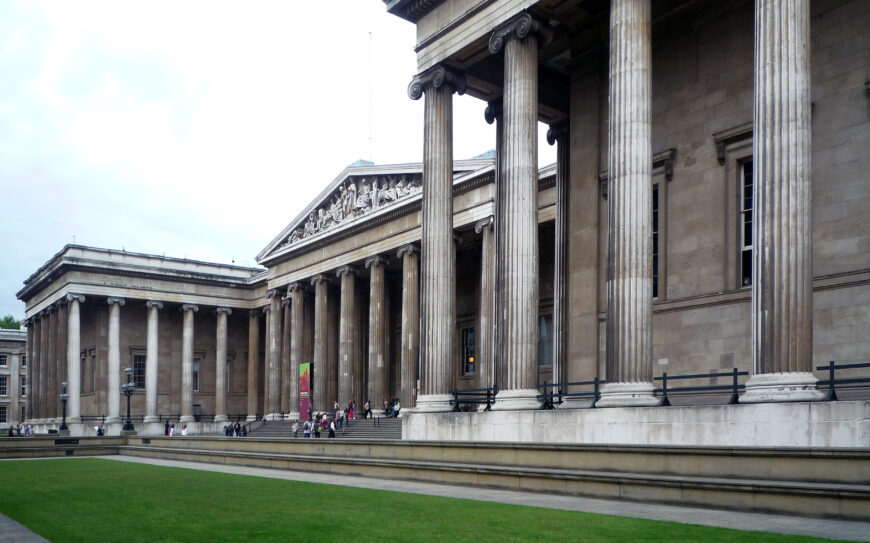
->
left=0, top=355, right=6, bottom=367
left=193, top=356, right=202, bottom=393
left=0, top=406, right=6, bottom=424
left=538, top=312, right=554, bottom=369
left=0, top=376, right=6, bottom=396
left=132, top=352, right=146, bottom=390
left=460, top=326, right=476, bottom=376
left=21, top=375, right=26, bottom=396
left=714, top=122, right=753, bottom=290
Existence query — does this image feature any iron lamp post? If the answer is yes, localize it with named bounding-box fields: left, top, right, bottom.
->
left=59, top=382, right=69, bottom=431
left=122, top=367, right=135, bottom=432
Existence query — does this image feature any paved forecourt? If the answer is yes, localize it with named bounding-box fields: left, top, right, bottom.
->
left=104, top=455, right=869, bottom=542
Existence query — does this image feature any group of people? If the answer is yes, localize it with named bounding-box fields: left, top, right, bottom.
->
left=223, top=421, right=247, bottom=437
left=5, top=424, right=32, bottom=437
left=163, top=421, right=190, bottom=437
left=299, top=413, right=335, bottom=439
left=385, top=399, right=401, bottom=418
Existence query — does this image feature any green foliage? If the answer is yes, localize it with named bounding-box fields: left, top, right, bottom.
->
left=0, top=314, right=21, bottom=329
left=0, top=459, right=845, bottom=543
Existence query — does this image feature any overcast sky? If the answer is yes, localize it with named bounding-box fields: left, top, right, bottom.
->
left=0, top=1, right=556, bottom=320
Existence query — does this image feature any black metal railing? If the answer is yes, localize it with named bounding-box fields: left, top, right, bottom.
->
left=449, top=387, right=499, bottom=412
left=816, top=360, right=870, bottom=401
left=655, top=368, right=748, bottom=406
left=537, top=378, right=606, bottom=409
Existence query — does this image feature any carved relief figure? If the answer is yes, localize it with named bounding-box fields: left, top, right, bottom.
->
left=356, top=179, right=372, bottom=212
left=343, top=181, right=357, bottom=217
left=304, top=212, right=317, bottom=237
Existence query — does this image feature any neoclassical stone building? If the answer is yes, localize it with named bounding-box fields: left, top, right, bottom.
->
left=17, top=0, right=870, bottom=443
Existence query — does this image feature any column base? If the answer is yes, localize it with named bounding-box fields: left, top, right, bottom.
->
left=413, top=394, right=453, bottom=413
left=179, top=415, right=195, bottom=424
left=492, top=389, right=541, bottom=411
left=213, top=415, right=228, bottom=423
left=557, top=396, right=596, bottom=409
left=67, top=416, right=81, bottom=424
left=143, top=415, right=160, bottom=423
left=246, top=415, right=257, bottom=422
left=741, top=372, right=825, bottom=403
left=596, top=382, right=659, bottom=408
left=104, top=416, right=121, bottom=424
left=285, top=412, right=300, bottom=421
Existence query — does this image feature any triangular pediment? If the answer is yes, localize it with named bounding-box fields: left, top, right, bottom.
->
left=257, top=159, right=493, bottom=265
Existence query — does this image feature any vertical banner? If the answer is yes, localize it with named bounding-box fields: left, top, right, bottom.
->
left=299, top=362, right=311, bottom=418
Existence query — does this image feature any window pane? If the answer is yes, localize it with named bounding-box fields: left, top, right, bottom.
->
left=538, top=314, right=553, bottom=367
left=193, top=359, right=201, bottom=392
left=0, top=376, right=6, bottom=396
left=133, top=354, right=146, bottom=389
left=461, top=327, right=476, bottom=375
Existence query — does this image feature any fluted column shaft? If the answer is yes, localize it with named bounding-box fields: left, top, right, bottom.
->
left=143, top=301, right=162, bottom=423
left=598, top=0, right=658, bottom=407
left=57, top=302, right=68, bottom=419
left=39, top=311, right=48, bottom=421
left=409, top=65, right=463, bottom=411
left=475, top=219, right=495, bottom=389
left=398, top=245, right=420, bottom=409
left=496, top=25, right=541, bottom=409
left=549, top=123, right=570, bottom=386
left=25, top=321, right=33, bottom=422
left=367, top=257, right=388, bottom=407
left=267, top=291, right=282, bottom=416
left=337, top=267, right=356, bottom=408
left=180, top=304, right=198, bottom=423
left=47, top=307, right=57, bottom=420
left=67, top=295, right=84, bottom=423
left=246, top=310, right=260, bottom=421
left=32, top=317, right=41, bottom=421
left=281, top=298, right=292, bottom=416
left=214, top=307, right=231, bottom=422
left=106, top=298, right=125, bottom=422
left=263, top=306, right=272, bottom=416
left=288, top=285, right=304, bottom=419
left=743, top=0, right=821, bottom=402
left=312, top=275, right=328, bottom=411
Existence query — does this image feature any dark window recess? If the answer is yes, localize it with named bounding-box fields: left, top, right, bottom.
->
left=741, top=160, right=753, bottom=286
left=461, top=327, right=476, bottom=375
left=652, top=184, right=660, bottom=298
left=538, top=314, right=553, bottom=367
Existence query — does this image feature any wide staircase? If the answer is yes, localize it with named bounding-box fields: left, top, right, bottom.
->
left=246, top=416, right=402, bottom=440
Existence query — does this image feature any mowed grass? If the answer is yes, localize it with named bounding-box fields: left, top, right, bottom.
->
left=0, top=458, right=845, bottom=543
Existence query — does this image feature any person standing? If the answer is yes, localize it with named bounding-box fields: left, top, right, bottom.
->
left=303, top=419, right=311, bottom=438
left=328, top=418, right=336, bottom=438
left=363, top=400, right=371, bottom=420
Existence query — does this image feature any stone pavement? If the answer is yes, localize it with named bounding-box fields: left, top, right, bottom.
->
left=101, top=455, right=869, bottom=542
left=0, top=513, right=49, bottom=543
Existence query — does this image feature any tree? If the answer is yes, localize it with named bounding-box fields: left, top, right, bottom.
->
left=0, top=314, right=22, bottom=330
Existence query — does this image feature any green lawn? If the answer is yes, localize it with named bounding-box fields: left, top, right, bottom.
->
left=0, top=458, right=845, bottom=543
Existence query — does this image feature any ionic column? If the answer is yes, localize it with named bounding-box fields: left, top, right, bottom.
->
left=47, top=305, right=57, bottom=421
left=408, top=64, right=465, bottom=412
left=311, top=274, right=328, bottom=411
left=336, top=266, right=357, bottom=408
left=598, top=0, right=658, bottom=407
left=266, top=289, right=282, bottom=417
left=281, top=296, right=292, bottom=417
left=180, top=303, right=198, bottom=424
left=547, top=122, right=570, bottom=390
left=475, top=218, right=495, bottom=389
left=39, top=310, right=48, bottom=422
left=287, top=283, right=304, bottom=419
left=106, top=297, right=125, bottom=423
left=56, top=300, right=68, bottom=420
left=743, top=0, right=821, bottom=403
left=66, top=294, right=85, bottom=423
left=366, top=256, right=388, bottom=408
left=214, top=307, right=231, bottom=422
left=398, top=244, right=420, bottom=409
left=142, top=301, right=162, bottom=423
left=489, top=13, right=552, bottom=409
left=246, top=309, right=260, bottom=421
left=485, top=99, right=505, bottom=395
left=32, top=316, right=41, bottom=422
left=25, top=319, right=33, bottom=422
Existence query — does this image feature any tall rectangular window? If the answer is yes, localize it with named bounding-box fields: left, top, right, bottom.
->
left=21, top=406, right=25, bottom=422
left=652, top=184, right=660, bottom=298
left=0, top=376, right=6, bottom=396
left=21, top=376, right=26, bottom=396
left=461, top=327, right=476, bottom=375
left=21, top=355, right=25, bottom=367
left=538, top=314, right=553, bottom=367
left=0, top=355, right=7, bottom=367
left=0, top=406, right=6, bottom=423
left=81, top=353, right=87, bottom=394
left=132, top=354, right=146, bottom=389
left=226, top=360, right=232, bottom=393
left=740, top=160, right=753, bottom=286
left=193, top=358, right=201, bottom=392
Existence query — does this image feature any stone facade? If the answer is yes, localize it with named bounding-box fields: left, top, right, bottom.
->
left=14, top=0, right=870, bottom=439
left=0, top=329, right=26, bottom=430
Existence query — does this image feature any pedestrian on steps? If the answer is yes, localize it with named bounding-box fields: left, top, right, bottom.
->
left=328, top=418, right=336, bottom=438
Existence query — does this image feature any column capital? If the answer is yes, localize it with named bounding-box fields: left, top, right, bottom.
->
left=364, top=255, right=386, bottom=269
left=266, top=289, right=281, bottom=300
left=181, top=303, right=199, bottom=313
left=397, top=244, right=418, bottom=259
left=408, top=64, right=466, bottom=100
left=145, top=300, right=164, bottom=310
left=474, top=216, right=494, bottom=234
left=484, top=99, right=502, bottom=125
left=248, top=309, right=261, bottom=319
left=488, top=12, right=553, bottom=55
left=54, top=298, right=67, bottom=309
left=286, top=282, right=304, bottom=294
left=281, top=297, right=292, bottom=308
left=47, top=304, right=57, bottom=313
left=215, top=307, right=232, bottom=316
left=66, top=293, right=86, bottom=304
left=262, top=305, right=271, bottom=314
left=310, top=274, right=327, bottom=286
left=546, top=121, right=569, bottom=146
left=107, top=297, right=126, bottom=307
left=335, top=265, right=356, bottom=278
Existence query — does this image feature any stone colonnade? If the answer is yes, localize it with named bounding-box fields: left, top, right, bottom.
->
left=405, top=0, right=819, bottom=410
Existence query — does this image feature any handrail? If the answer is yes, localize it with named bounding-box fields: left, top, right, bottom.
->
left=537, top=378, right=606, bottom=409
left=449, top=387, right=498, bottom=412
left=655, top=368, right=748, bottom=406
left=815, top=360, right=870, bottom=401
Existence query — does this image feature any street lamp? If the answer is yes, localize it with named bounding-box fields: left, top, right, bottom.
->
left=122, top=367, right=135, bottom=432
left=59, top=382, right=69, bottom=431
